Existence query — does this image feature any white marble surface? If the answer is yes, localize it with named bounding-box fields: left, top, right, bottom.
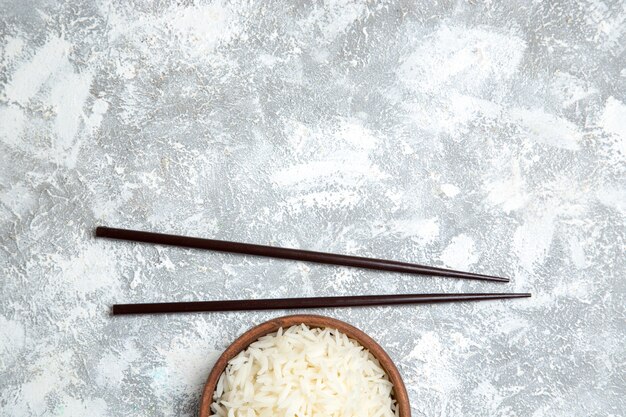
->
left=1, top=1, right=625, bottom=416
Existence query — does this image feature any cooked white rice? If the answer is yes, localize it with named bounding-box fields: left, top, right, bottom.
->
left=210, top=324, right=398, bottom=417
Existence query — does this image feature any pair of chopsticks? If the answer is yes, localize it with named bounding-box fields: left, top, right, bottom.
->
left=96, top=226, right=530, bottom=315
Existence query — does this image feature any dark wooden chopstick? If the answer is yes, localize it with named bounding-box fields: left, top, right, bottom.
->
left=96, top=226, right=508, bottom=282
left=112, top=293, right=531, bottom=315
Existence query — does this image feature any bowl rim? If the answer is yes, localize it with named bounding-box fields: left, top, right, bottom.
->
left=198, top=314, right=411, bottom=417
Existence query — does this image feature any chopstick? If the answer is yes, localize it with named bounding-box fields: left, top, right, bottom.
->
left=96, top=226, right=508, bottom=282
left=112, top=293, right=531, bottom=315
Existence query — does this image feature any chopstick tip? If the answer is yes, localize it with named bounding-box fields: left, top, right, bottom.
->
left=95, top=226, right=108, bottom=237
left=509, top=293, right=531, bottom=298
left=485, top=274, right=510, bottom=282
left=459, top=272, right=509, bottom=282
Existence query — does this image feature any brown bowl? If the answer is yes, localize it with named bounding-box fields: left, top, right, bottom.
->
left=199, top=314, right=410, bottom=417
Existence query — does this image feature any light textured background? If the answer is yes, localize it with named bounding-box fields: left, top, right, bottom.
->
left=1, top=1, right=625, bottom=416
